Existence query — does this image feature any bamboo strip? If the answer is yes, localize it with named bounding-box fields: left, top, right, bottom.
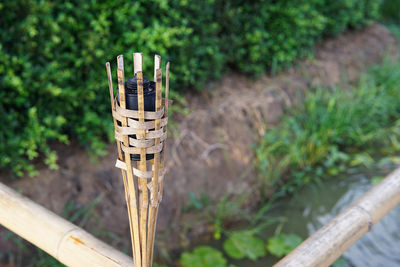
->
left=150, top=62, right=170, bottom=265
left=0, top=182, right=133, bottom=267
left=134, top=52, right=142, bottom=75
left=133, top=53, right=143, bottom=246
left=147, top=55, right=162, bottom=265
left=133, top=53, right=142, bottom=214
left=158, top=62, right=170, bottom=201
left=117, top=55, right=142, bottom=267
left=154, top=55, right=161, bottom=81
left=136, top=71, right=148, bottom=267
left=135, top=51, right=148, bottom=267
left=106, top=62, right=136, bottom=262
left=274, top=167, right=400, bottom=267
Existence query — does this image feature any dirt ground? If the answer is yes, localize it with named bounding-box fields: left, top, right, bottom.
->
left=0, top=24, right=397, bottom=261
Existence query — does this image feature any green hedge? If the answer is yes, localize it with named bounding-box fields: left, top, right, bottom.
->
left=0, top=0, right=380, bottom=176
left=380, top=0, right=400, bottom=22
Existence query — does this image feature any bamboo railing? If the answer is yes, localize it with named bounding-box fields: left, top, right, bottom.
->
left=0, top=182, right=133, bottom=267
left=274, top=167, right=400, bottom=267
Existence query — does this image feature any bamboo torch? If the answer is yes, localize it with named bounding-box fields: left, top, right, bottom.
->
left=106, top=53, right=170, bottom=267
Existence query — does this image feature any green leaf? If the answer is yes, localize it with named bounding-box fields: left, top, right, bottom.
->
left=371, top=176, right=383, bottom=185
left=223, top=231, right=266, bottom=260
left=267, top=233, right=302, bottom=258
left=180, top=246, right=227, bottom=267
left=332, top=256, right=348, bottom=267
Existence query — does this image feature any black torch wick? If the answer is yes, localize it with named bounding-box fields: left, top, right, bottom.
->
left=119, top=74, right=156, bottom=161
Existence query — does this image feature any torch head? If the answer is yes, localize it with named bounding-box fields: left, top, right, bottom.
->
left=117, top=74, right=157, bottom=161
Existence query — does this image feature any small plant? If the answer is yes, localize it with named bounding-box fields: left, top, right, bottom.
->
left=267, top=233, right=302, bottom=258
left=223, top=231, right=266, bottom=261
left=180, top=246, right=227, bottom=267
left=371, top=176, right=384, bottom=185
left=61, top=194, right=103, bottom=228
left=183, top=192, right=210, bottom=212
left=212, top=194, right=249, bottom=240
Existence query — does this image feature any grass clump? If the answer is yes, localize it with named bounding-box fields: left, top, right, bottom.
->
left=256, top=60, right=400, bottom=196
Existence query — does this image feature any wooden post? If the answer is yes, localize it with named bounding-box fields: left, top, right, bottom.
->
left=274, top=167, right=400, bottom=267
left=0, top=182, right=133, bottom=267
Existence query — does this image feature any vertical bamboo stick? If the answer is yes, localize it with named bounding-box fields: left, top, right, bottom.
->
left=134, top=53, right=143, bottom=75
left=150, top=62, right=170, bottom=265
left=154, top=55, right=161, bottom=81
left=147, top=55, right=162, bottom=265
left=117, top=55, right=142, bottom=267
left=134, top=52, right=148, bottom=267
left=105, top=62, right=136, bottom=261
left=158, top=62, right=170, bottom=201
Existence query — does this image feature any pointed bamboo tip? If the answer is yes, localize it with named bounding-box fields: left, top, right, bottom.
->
left=134, top=53, right=143, bottom=74
left=117, top=55, right=124, bottom=69
left=134, top=52, right=143, bottom=61
left=154, top=55, right=161, bottom=70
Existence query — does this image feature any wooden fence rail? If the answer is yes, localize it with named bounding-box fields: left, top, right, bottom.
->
left=0, top=182, right=133, bottom=267
left=275, top=167, right=400, bottom=267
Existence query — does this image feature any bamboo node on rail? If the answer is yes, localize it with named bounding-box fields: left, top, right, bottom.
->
left=354, top=205, right=374, bottom=231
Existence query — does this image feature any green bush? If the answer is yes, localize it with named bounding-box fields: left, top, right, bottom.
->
left=255, top=60, right=400, bottom=196
left=0, top=0, right=381, bottom=176
left=223, top=1, right=327, bottom=74
left=316, top=0, right=382, bottom=35
left=380, top=0, right=400, bottom=22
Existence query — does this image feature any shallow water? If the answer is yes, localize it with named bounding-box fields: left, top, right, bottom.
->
left=211, top=164, right=400, bottom=266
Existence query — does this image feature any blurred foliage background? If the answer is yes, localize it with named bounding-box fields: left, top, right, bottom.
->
left=0, top=0, right=383, bottom=176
